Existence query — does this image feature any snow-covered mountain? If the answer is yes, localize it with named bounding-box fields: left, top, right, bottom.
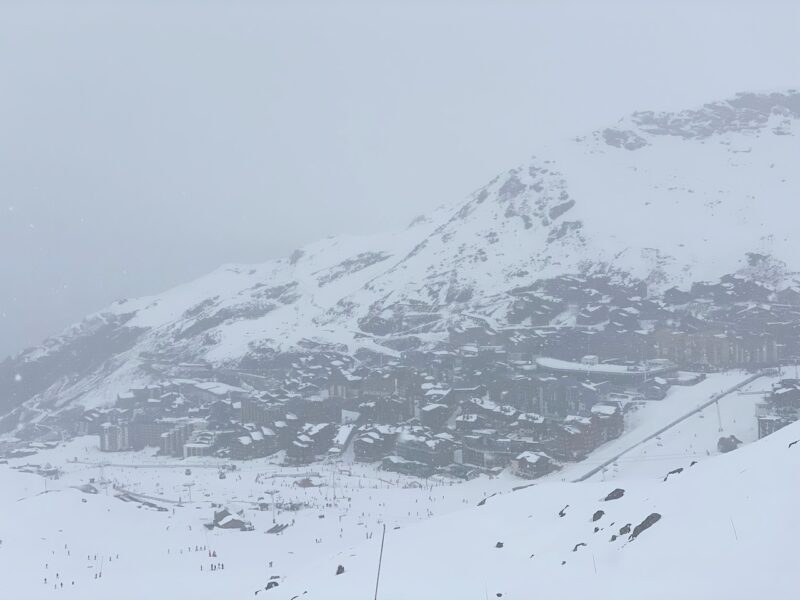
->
left=2, top=90, right=799, bottom=421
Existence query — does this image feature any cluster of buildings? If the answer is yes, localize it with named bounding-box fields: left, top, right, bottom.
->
left=82, top=347, right=649, bottom=481
left=756, top=379, right=800, bottom=439
left=71, top=271, right=797, bottom=480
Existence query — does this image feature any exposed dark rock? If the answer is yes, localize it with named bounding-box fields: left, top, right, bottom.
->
left=445, top=283, right=474, bottom=304
left=251, top=282, right=299, bottom=303
left=548, top=198, right=575, bottom=221
left=547, top=220, right=583, bottom=244
left=604, top=488, right=625, bottom=501
left=602, top=128, right=649, bottom=150
left=182, top=297, right=220, bottom=319
left=478, top=493, right=498, bottom=507
left=317, top=253, right=391, bottom=287
left=629, top=91, right=800, bottom=141
left=718, top=435, right=742, bottom=453
left=629, top=513, right=662, bottom=541
left=497, top=174, right=526, bottom=201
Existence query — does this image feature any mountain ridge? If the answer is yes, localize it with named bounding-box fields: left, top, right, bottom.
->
left=1, top=89, right=799, bottom=424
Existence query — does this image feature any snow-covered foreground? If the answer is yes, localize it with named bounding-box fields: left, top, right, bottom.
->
left=284, top=421, right=800, bottom=600
left=0, top=448, right=501, bottom=599
left=0, top=371, right=793, bottom=599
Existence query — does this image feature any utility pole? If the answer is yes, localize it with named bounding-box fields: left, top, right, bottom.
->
left=331, top=464, right=337, bottom=502
left=373, top=524, right=387, bottom=600
left=267, top=490, right=278, bottom=523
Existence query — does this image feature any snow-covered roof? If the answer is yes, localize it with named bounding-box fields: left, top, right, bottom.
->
left=537, top=357, right=676, bottom=376
left=422, top=403, right=448, bottom=412
left=591, top=404, right=619, bottom=416
left=515, top=451, right=549, bottom=464
left=193, top=381, right=248, bottom=396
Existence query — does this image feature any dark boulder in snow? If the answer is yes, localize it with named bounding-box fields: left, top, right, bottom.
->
left=717, top=435, right=742, bottom=453
left=663, top=467, right=684, bottom=481
left=592, top=510, right=605, bottom=522
left=478, top=493, right=498, bottom=507
left=603, top=488, right=625, bottom=501
left=629, top=513, right=662, bottom=541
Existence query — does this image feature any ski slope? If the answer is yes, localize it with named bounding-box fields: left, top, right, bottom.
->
left=282, top=421, right=800, bottom=600
left=1, top=372, right=792, bottom=599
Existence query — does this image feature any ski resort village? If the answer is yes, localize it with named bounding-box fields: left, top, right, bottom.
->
left=4, top=272, right=799, bottom=478
left=2, top=91, right=800, bottom=598
left=2, top=271, right=800, bottom=598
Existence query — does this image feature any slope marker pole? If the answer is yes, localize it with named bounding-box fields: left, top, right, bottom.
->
left=373, top=524, right=387, bottom=600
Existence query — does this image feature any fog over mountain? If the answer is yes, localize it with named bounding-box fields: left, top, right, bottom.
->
left=2, top=0, right=799, bottom=359
left=3, top=87, right=800, bottom=424
left=2, top=4, right=800, bottom=600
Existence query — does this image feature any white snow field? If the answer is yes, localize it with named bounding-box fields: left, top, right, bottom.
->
left=283, top=421, right=800, bottom=600
left=289, top=425, right=800, bottom=600
left=1, top=371, right=795, bottom=599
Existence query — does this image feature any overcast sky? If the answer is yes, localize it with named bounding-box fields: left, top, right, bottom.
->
left=1, top=0, right=798, bottom=359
